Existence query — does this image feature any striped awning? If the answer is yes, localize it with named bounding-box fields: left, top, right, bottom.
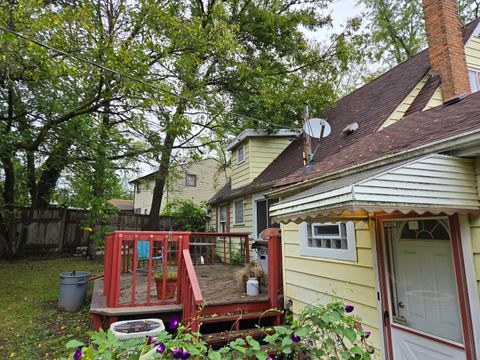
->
left=270, top=154, right=480, bottom=224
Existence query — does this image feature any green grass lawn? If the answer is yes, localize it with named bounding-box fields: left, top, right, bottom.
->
left=0, top=257, right=103, bottom=359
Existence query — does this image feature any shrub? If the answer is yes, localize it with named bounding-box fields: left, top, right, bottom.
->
left=161, top=199, right=206, bottom=232
left=64, top=299, right=373, bottom=359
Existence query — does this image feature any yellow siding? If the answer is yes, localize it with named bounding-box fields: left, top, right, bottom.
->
left=466, top=35, right=480, bottom=70
left=470, top=156, right=480, bottom=297
left=249, top=137, right=292, bottom=179
left=230, top=196, right=253, bottom=233
left=231, top=141, right=250, bottom=189
left=281, top=221, right=382, bottom=355
left=379, top=75, right=429, bottom=130
left=423, top=87, right=443, bottom=110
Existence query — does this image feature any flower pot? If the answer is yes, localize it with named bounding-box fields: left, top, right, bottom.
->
left=155, top=278, right=176, bottom=299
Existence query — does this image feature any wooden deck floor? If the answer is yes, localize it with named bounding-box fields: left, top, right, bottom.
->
left=196, top=264, right=268, bottom=306
left=92, top=264, right=269, bottom=313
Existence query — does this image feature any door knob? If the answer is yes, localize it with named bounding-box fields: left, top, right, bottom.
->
left=398, top=301, right=405, bottom=308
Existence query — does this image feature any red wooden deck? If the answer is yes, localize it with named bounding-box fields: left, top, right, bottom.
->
left=90, top=229, right=282, bottom=335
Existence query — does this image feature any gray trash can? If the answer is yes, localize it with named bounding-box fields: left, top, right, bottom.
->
left=58, top=271, right=91, bottom=312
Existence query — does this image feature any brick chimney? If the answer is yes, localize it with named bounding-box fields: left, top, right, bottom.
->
left=422, top=0, right=471, bottom=101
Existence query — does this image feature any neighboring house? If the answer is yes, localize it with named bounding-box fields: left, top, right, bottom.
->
left=130, top=158, right=229, bottom=214
left=208, top=129, right=298, bottom=238
left=209, top=4, right=480, bottom=359
left=107, top=199, right=134, bottom=212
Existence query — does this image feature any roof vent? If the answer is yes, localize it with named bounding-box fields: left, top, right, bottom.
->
left=444, top=93, right=467, bottom=106
left=342, top=122, right=359, bottom=135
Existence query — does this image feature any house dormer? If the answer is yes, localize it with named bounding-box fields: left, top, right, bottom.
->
left=227, top=129, right=299, bottom=189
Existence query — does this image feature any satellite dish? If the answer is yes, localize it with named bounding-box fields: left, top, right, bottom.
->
left=304, top=118, right=331, bottom=139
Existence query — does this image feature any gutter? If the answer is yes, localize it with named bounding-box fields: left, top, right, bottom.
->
left=266, top=127, right=480, bottom=200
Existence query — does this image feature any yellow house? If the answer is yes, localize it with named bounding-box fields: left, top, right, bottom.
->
left=208, top=129, right=298, bottom=261
left=241, top=10, right=480, bottom=360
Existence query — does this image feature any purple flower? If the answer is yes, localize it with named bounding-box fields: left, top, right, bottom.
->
left=363, top=331, right=371, bottom=339
left=181, top=349, right=191, bottom=359
left=172, top=348, right=183, bottom=359
left=291, top=334, right=301, bottom=343
left=345, top=304, right=354, bottom=313
left=147, top=336, right=156, bottom=345
left=169, top=315, right=180, bottom=330
left=73, top=347, right=84, bottom=360
left=267, top=356, right=276, bottom=360
left=367, top=345, right=375, bottom=354
left=155, top=342, right=166, bottom=353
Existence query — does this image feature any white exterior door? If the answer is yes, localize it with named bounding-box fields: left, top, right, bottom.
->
left=382, top=219, right=466, bottom=360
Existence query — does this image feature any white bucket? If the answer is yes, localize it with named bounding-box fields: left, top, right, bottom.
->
left=246, top=277, right=259, bottom=296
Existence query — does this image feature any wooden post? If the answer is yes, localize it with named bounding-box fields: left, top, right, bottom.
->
left=58, top=208, right=68, bottom=252
left=265, top=228, right=282, bottom=310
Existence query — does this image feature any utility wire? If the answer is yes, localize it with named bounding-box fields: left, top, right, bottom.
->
left=0, top=25, right=297, bottom=131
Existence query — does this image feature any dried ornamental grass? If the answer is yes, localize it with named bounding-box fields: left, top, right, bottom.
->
left=235, top=262, right=266, bottom=290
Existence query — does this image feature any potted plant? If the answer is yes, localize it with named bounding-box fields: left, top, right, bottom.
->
left=154, top=268, right=177, bottom=299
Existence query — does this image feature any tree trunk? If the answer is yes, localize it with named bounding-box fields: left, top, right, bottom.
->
left=35, top=139, right=73, bottom=208
left=147, top=131, right=176, bottom=230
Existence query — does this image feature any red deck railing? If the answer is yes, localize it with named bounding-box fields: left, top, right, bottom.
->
left=178, top=248, right=203, bottom=331
left=103, top=231, right=251, bottom=308
left=190, top=232, right=250, bottom=264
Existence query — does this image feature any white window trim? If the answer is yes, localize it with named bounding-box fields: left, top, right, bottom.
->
left=233, top=199, right=245, bottom=225
left=185, top=174, right=197, bottom=187
left=237, top=145, right=245, bottom=164
left=219, top=204, right=228, bottom=231
left=299, top=221, right=357, bottom=261
left=468, top=68, right=480, bottom=92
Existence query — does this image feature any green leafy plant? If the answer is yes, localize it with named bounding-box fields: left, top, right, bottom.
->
left=161, top=199, right=207, bottom=232
left=154, top=268, right=178, bottom=281
left=229, top=250, right=246, bottom=265
left=63, top=299, right=374, bottom=359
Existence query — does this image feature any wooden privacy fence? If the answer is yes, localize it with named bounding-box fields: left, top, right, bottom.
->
left=13, top=207, right=174, bottom=254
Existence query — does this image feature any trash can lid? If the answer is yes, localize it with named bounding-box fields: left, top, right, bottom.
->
left=60, top=271, right=91, bottom=278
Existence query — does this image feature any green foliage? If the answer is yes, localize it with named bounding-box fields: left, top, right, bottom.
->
left=161, top=199, right=206, bottom=232
left=229, top=250, right=246, bottom=265
left=63, top=298, right=374, bottom=359
left=361, top=0, right=480, bottom=66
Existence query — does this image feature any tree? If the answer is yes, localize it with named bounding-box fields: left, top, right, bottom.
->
left=361, top=0, right=480, bottom=66
left=139, top=0, right=368, bottom=229
left=0, top=0, right=150, bottom=258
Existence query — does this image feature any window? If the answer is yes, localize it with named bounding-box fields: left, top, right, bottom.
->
left=469, top=69, right=480, bottom=92
left=234, top=200, right=244, bottom=225
left=299, top=221, right=357, bottom=261
left=136, top=183, right=141, bottom=193
left=219, top=205, right=227, bottom=232
left=237, top=145, right=244, bottom=163
left=134, top=208, right=141, bottom=214
left=144, top=209, right=149, bottom=215
left=186, top=174, right=197, bottom=187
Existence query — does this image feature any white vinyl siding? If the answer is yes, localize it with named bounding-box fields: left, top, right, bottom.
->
left=271, top=154, right=478, bottom=222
